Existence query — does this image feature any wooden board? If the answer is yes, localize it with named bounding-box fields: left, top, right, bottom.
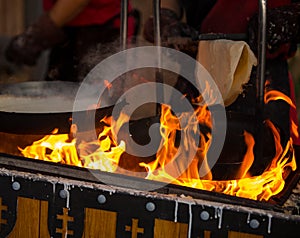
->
left=7, top=197, right=50, bottom=238
left=154, top=219, right=188, bottom=238
left=83, top=208, right=117, bottom=238
left=228, top=231, right=263, bottom=238
left=0, top=0, right=24, bottom=36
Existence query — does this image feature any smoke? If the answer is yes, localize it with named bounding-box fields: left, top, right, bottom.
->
left=77, top=40, right=183, bottom=119
left=78, top=38, right=122, bottom=82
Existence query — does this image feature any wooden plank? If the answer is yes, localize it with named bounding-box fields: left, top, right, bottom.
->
left=204, top=230, right=211, bottom=238
left=7, top=197, right=50, bottom=238
left=8, top=197, right=40, bottom=238
left=0, top=1, right=6, bottom=34
left=154, top=219, right=188, bottom=238
left=82, top=208, right=117, bottom=238
left=0, top=0, right=24, bottom=36
left=228, top=231, right=264, bottom=238
left=39, top=200, right=50, bottom=238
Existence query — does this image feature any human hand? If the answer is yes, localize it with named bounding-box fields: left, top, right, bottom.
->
left=143, top=8, right=198, bottom=44
left=5, top=14, right=65, bottom=66
left=248, top=3, right=300, bottom=59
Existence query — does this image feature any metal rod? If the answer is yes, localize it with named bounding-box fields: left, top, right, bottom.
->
left=255, top=0, right=267, bottom=159
left=120, top=0, right=128, bottom=101
left=257, top=0, right=267, bottom=105
left=120, top=0, right=128, bottom=50
left=153, top=0, right=163, bottom=115
left=153, top=0, right=161, bottom=48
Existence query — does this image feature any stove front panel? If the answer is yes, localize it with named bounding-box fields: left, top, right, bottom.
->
left=0, top=163, right=299, bottom=238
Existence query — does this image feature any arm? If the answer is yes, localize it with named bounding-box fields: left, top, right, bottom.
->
left=248, top=2, right=300, bottom=59
left=49, top=0, right=91, bottom=27
left=143, top=0, right=197, bottom=43
left=161, top=0, right=181, bottom=18
left=5, top=0, right=91, bottom=66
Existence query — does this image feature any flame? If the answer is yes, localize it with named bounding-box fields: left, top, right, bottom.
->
left=265, top=89, right=299, bottom=139
left=20, top=128, right=82, bottom=166
left=265, top=90, right=295, bottom=109
left=19, top=89, right=297, bottom=202
left=104, top=80, right=112, bottom=90
left=140, top=105, right=296, bottom=201
left=21, top=115, right=127, bottom=173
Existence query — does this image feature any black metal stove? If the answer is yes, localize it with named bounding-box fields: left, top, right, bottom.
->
left=0, top=0, right=300, bottom=237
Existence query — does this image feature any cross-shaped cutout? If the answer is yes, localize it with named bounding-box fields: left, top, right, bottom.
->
left=0, top=197, right=7, bottom=229
left=125, top=218, right=144, bottom=238
left=56, top=207, right=74, bottom=237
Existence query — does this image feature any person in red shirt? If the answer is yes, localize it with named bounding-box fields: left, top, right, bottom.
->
left=5, top=0, right=135, bottom=82
left=144, top=0, right=299, bottom=57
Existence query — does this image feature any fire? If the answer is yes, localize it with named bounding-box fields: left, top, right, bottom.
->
left=20, top=128, right=82, bottom=166
left=21, top=116, right=127, bottom=173
left=104, top=80, right=112, bottom=91
left=19, top=89, right=297, bottom=202
left=264, top=90, right=295, bottom=109
left=140, top=105, right=295, bottom=201
left=78, top=114, right=127, bottom=172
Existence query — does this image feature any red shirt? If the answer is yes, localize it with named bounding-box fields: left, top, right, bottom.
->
left=43, top=0, right=131, bottom=27
left=201, top=0, right=291, bottom=33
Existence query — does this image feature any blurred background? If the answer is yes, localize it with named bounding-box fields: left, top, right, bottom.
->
left=0, top=0, right=153, bottom=83
left=1, top=0, right=300, bottom=118
left=0, top=0, right=46, bottom=84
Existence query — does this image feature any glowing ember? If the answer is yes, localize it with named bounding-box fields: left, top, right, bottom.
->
left=19, top=89, right=297, bottom=202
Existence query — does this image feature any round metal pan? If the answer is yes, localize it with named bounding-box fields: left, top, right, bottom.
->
left=0, top=81, right=115, bottom=134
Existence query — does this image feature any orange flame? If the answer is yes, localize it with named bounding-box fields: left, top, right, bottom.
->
left=139, top=105, right=296, bottom=201
left=104, top=80, right=112, bottom=90
left=20, top=128, right=82, bottom=166
left=265, top=89, right=299, bottom=139
left=19, top=89, right=297, bottom=201
left=265, top=90, right=295, bottom=109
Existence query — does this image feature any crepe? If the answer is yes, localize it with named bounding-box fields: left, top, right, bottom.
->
left=196, top=40, right=257, bottom=106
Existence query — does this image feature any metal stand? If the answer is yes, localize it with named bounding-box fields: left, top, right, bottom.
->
left=120, top=0, right=128, bottom=51
left=153, top=0, right=164, bottom=115
left=255, top=0, right=267, bottom=160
